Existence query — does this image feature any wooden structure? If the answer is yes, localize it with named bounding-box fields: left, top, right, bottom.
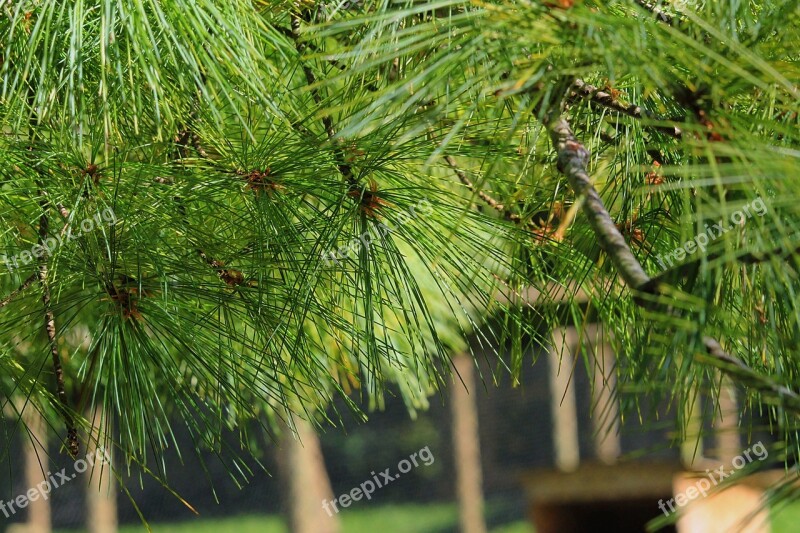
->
left=509, top=281, right=778, bottom=532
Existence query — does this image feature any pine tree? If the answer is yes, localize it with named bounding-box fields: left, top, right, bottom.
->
left=1, top=0, right=800, bottom=515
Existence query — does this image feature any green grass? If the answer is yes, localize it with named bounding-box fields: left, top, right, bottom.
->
left=339, top=503, right=458, bottom=532
left=119, top=514, right=286, bottom=533
left=54, top=503, right=533, bottom=533
left=50, top=500, right=800, bottom=533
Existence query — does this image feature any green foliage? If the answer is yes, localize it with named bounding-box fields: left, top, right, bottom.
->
left=0, top=0, right=521, bottom=472
left=2, top=0, right=800, bottom=510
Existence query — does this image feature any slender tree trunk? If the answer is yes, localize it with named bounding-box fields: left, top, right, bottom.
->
left=85, top=405, right=117, bottom=533
left=680, top=388, right=704, bottom=468
left=451, top=354, right=487, bottom=533
left=585, top=324, right=621, bottom=464
left=713, top=375, right=740, bottom=463
left=549, top=326, right=580, bottom=471
left=279, top=413, right=339, bottom=533
left=19, top=401, right=51, bottom=533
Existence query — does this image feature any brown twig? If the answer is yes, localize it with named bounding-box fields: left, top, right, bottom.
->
left=26, top=80, right=79, bottom=457
left=634, top=0, right=675, bottom=25
left=56, top=203, right=70, bottom=220
left=444, top=155, right=521, bottom=224
left=196, top=249, right=251, bottom=287
left=0, top=273, right=38, bottom=309
left=164, top=132, right=254, bottom=288
left=36, top=191, right=79, bottom=458
left=290, top=13, right=358, bottom=188
left=569, top=79, right=683, bottom=139
left=444, top=155, right=566, bottom=243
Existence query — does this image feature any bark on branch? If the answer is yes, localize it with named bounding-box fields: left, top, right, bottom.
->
left=36, top=192, right=79, bottom=458
left=549, top=117, right=651, bottom=288
left=444, top=155, right=522, bottom=224
left=0, top=273, right=38, bottom=309
left=569, top=79, right=683, bottom=139
left=634, top=0, right=675, bottom=25
left=290, top=13, right=358, bottom=188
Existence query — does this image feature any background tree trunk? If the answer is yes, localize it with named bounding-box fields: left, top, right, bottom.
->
left=713, top=375, right=740, bottom=463
left=680, top=388, right=703, bottom=468
left=20, top=401, right=51, bottom=533
left=85, top=405, right=117, bottom=533
left=549, top=327, right=580, bottom=471
left=585, top=324, right=621, bottom=464
left=451, top=354, right=487, bottom=533
left=279, top=413, right=339, bottom=533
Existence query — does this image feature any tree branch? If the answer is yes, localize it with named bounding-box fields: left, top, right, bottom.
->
left=0, top=273, right=38, bottom=309
left=549, top=117, right=651, bottom=288
left=548, top=114, right=800, bottom=414
left=274, top=24, right=348, bottom=72
left=634, top=0, right=675, bottom=25
left=444, top=155, right=522, bottom=224
left=569, top=79, right=683, bottom=139
left=649, top=241, right=800, bottom=288
left=36, top=191, right=79, bottom=458
left=700, top=336, right=800, bottom=412
left=26, top=79, right=79, bottom=457
left=290, top=13, right=358, bottom=188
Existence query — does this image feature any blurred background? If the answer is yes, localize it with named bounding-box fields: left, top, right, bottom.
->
left=2, top=323, right=794, bottom=533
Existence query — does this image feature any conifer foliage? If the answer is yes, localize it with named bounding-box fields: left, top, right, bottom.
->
left=1, top=0, right=800, bottom=505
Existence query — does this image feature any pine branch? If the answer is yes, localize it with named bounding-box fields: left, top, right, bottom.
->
left=196, top=249, right=250, bottom=288
left=164, top=175, right=252, bottom=289
left=634, top=0, right=675, bottom=25
left=548, top=114, right=800, bottom=414
left=165, top=121, right=243, bottom=287
left=733, top=245, right=800, bottom=265
left=444, top=155, right=522, bottom=224
left=701, top=337, right=800, bottom=412
left=36, top=190, right=79, bottom=458
left=549, top=117, right=651, bottom=288
left=0, top=273, right=38, bottom=309
left=443, top=157, right=564, bottom=243
left=649, top=242, right=800, bottom=288
left=290, top=12, right=358, bottom=188
left=25, top=78, right=79, bottom=457
left=274, top=24, right=347, bottom=71
left=569, top=79, right=683, bottom=139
